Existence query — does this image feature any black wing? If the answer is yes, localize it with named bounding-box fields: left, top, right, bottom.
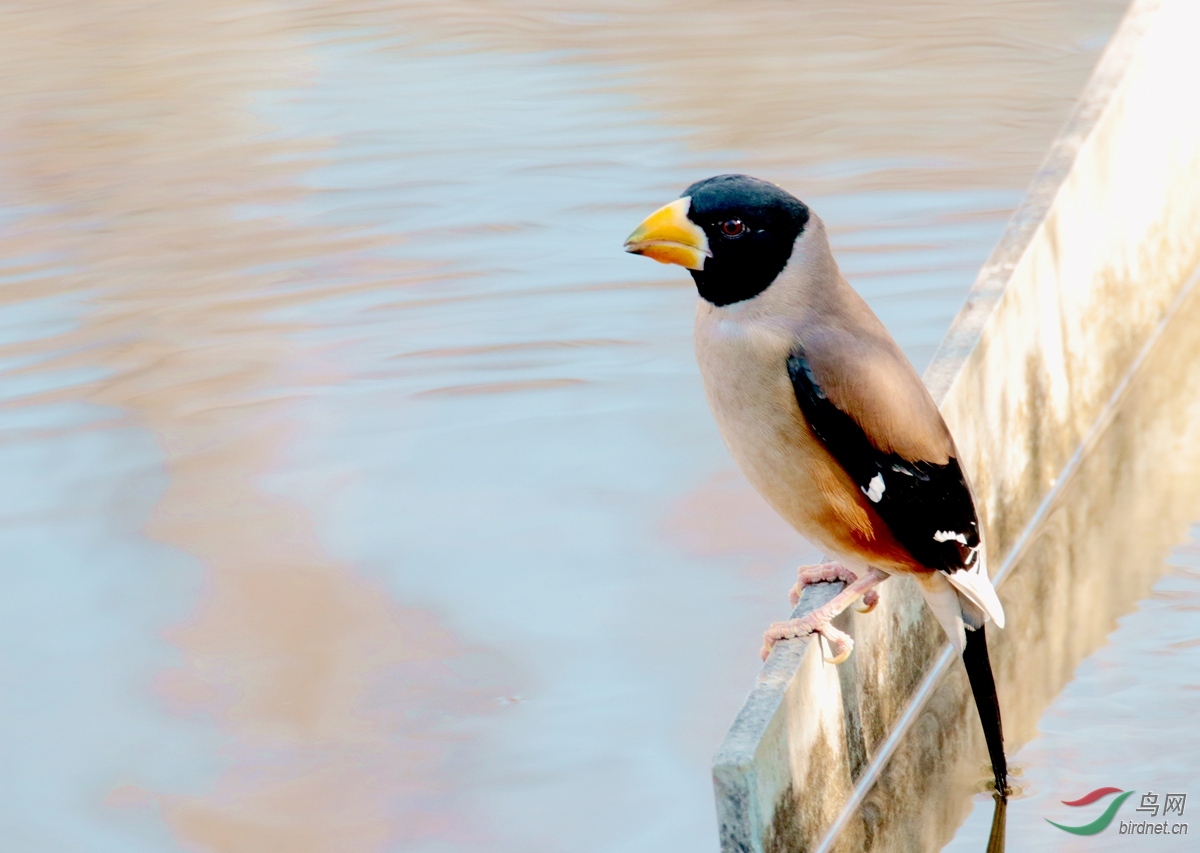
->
left=787, top=347, right=979, bottom=573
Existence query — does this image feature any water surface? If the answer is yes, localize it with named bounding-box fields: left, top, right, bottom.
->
left=0, top=2, right=1131, bottom=851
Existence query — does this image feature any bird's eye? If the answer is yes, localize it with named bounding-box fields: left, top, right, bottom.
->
left=721, top=219, right=745, bottom=237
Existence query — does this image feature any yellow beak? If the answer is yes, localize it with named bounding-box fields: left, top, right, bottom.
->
left=623, top=197, right=711, bottom=271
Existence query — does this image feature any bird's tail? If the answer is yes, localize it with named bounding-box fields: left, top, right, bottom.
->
left=915, top=570, right=1009, bottom=799
left=963, top=624, right=1008, bottom=800
left=945, top=560, right=1005, bottom=629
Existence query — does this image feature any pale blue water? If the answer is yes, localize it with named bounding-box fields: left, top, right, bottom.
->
left=0, top=2, right=1128, bottom=851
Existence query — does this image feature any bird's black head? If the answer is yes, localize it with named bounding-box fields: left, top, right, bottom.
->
left=683, top=175, right=810, bottom=306
left=624, top=174, right=810, bottom=307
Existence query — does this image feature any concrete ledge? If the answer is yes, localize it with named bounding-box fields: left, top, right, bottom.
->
left=712, top=0, right=1200, bottom=849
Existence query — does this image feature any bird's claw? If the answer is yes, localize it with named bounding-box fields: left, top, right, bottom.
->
left=821, top=626, right=853, bottom=664
left=760, top=617, right=855, bottom=663
left=854, top=589, right=880, bottom=614
left=788, top=562, right=860, bottom=607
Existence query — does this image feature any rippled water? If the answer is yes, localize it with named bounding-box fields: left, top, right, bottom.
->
left=0, top=2, right=1133, bottom=851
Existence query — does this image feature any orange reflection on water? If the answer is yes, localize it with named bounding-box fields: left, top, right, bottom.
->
left=145, top=424, right=489, bottom=850
left=0, top=1, right=506, bottom=849
left=663, top=470, right=820, bottom=572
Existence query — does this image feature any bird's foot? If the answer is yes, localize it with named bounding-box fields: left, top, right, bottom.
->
left=788, top=562, right=879, bottom=613
left=761, top=567, right=889, bottom=662
left=761, top=615, right=853, bottom=663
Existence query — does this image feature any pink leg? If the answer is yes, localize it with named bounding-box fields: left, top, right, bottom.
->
left=762, top=568, right=889, bottom=662
left=789, top=562, right=880, bottom=612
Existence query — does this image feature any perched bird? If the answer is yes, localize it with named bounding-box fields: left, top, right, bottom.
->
left=624, top=174, right=1008, bottom=798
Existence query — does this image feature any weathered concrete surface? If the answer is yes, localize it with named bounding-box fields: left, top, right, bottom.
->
left=712, top=0, right=1200, bottom=850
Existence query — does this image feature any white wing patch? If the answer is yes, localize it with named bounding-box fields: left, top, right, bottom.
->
left=933, top=529, right=968, bottom=545
left=862, top=473, right=885, bottom=503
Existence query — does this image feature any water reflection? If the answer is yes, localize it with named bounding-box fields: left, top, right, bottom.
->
left=0, top=0, right=1126, bottom=851
left=0, top=4, right=499, bottom=849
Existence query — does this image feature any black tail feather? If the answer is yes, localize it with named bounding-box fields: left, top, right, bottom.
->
left=962, top=624, right=1008, bottom=800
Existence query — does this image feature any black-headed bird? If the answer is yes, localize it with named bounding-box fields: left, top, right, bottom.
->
left=624, top=174, right=1008, bottom=799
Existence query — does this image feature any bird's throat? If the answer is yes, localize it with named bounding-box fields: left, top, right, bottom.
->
left=690, top=265, right=779, bottom=307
